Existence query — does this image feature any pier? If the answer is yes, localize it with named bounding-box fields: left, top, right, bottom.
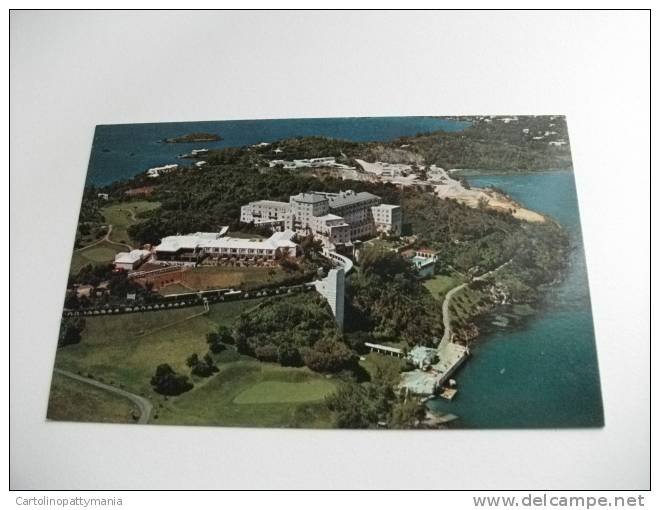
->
left=434, top=339, right=469, bottom=386
left=398, top=340, right=469, bottom=396
left=398, top=260, right=512, bottom=396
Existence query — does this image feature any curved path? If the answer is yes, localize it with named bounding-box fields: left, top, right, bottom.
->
left=123, top=207, right=138, bottom=222
left=73, top=224, right=111, bottom=253
left=439, top=259, right=512, bottom=345
left=73, top=224, right=133, bottom=253
left=440, top=282, right=469, bottom=345
left=53, top=368, right=153, bottom=424
left=103, top=225, right=133, bottom=251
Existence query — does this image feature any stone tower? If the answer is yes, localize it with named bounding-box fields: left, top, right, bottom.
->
left=313, top=268, right=345, bottom=331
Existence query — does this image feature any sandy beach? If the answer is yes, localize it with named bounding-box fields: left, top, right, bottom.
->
left=355, top=159, right=546, bottom=223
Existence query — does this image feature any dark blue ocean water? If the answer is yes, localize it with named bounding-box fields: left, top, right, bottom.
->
left=428, top=171, right=604, bottom=428
left=87, top=117, right=469, bottom=186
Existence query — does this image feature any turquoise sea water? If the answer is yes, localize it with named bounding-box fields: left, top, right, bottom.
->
left=427, top=171, right=604, bottom=428
left=87, top=117, right=469, bottom=185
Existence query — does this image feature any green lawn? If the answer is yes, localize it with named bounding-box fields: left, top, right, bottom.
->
left=365, top=238, right=399, bottom=251
left=359, top=353, right=406, bottom=385
left=423, top=272, right=466, bottom=301
left=47, top=373, right=138, bottom=424
left=53, top=299, right=265, bottom=397
left=206, top=298, right=267, bottom=325
left=182, top=265, right=289, bottom=291
left=69, top=200, right=160, bottom=275
left=52, top=295, right=337, bottom=428
left=101, top=200, right=160, bottom=246
left=234, top=379, right=336, bottom=404
left=158, top=283, right=195, bottom=296
left=70, top=241, right=125, bottom=274
left=155, top=361, right=336, bottom=428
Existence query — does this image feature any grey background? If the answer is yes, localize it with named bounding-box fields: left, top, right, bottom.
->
left=10, top=11, right=650, bottom=489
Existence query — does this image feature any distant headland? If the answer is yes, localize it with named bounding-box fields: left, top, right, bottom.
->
left=164, top=132, right=223, bottom=143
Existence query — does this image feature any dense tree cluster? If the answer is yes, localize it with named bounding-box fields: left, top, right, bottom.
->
left=206, top=326, right=233, bottom=353
left=325, top=358, right=426, bottom=429
left=58, top=317, right=86, bottom=347
left=150, top=364, right=193, bottom=396
left=347, top=191, right=567, bottom=346
left=302, top=337, right=355, bottom=373
left=401, top=190, right=522, bottom=272
left=123, top=162, right=401, bottom=246
left=233, top=293, right=354, bottom=373
left=394, top=116, right=573, bottom=171
left=401, top=189, right=569, bottom=291
left=186, top=352, right=219, bottom=377
left=347, top=245, right=443, bottom=345
left=64, top=264, right=157, bottom=310
left=249, top=136, right=364, bottom=163
left=326, top=381, right=393, bottom=428
left=245, top=117, right=572, bottom=173
left=78, top=187, right=105, bottom=223
left=73, top=188, right=106, bottom=248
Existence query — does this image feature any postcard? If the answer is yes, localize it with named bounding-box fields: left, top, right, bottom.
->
left=48, top=116, right=603, bottom=429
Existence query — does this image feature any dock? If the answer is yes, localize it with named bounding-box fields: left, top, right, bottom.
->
left=433, top=339, right=469, bottom=386
left=439, top=387, right=458, bottom=400
left=398, top=340, right=469, bottom=396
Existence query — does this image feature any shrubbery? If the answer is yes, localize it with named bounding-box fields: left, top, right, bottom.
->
left=233, top=294, right=356, bottom=373
left=186, top=352, right=219, bottom=378
left=58, top=317, right=86, bottom=347
left=150, top=364, right=193, bottom=395
left=277, top=342, right=303, bottom=367
left=206, top=325, right=233, bottom=353
left=347, top=245, right=443, bottom=345
left=303, top=338, right=355, bottom=373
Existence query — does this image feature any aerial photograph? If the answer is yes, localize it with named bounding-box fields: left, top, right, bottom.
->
left=47, top=115, right=603, bottom=429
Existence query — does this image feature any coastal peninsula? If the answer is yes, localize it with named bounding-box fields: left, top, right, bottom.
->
left=53, top=116, right=575, bottom=429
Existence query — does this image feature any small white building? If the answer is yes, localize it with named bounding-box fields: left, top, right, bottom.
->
left=97, top=193, right=109, bottom=200
left=410, top=248, right=438, bottom=279
left=114, top=249, right=151, bottom=271
left=146, top=164, right=178, bottom=178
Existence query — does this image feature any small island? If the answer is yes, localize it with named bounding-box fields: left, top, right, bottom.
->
left=164, top=132, right=222, bottom=143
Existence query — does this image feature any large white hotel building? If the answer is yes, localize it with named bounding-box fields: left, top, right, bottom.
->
left=240, top=190, right=402, bottom=248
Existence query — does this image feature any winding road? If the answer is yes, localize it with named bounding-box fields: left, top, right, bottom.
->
left=54, top=368, right=153, bottom=424
left=439, top=259, right=512, bottom=345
